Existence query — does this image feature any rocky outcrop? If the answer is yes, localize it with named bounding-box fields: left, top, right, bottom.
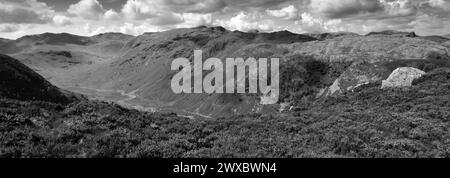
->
left=319, top=62, right=388, bottom=97
left=381, top=67, right=425, bottom=89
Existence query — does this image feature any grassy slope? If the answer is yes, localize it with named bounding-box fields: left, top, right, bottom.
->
left=1, top=68, right=449, bottom=158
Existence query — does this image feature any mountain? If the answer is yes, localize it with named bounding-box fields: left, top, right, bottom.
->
left=76, top=26, right=318, bottom=118
left=0, top=32, right=134, bottom=55
left=4, top=32, right=134, bottom=87
left=0, top=54, right=76, bottom=103
left=303, top=32, right=359, bottom=41
left=0, top=38, right=11, bottom=43
left=76, top=27, right=448, bottom=118
left=419, top=35, right=450, bottom=43
left=90, top=32, right=134, bottom=42
left=366, top=30, right=418, bottom=37
left=5, top=26, right=450, bottom=118
left=1, top=27, right=450, bottom=158
left=16, top=33, right=91, bottom=46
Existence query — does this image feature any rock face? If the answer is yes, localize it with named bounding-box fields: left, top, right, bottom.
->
left=381, top=67, right=426, bottom=89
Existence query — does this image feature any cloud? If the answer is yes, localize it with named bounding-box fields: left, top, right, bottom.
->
left=266, top=5, right=300, bottom=20
left=296, top=12, right=345, bottom=33
left=177, top=13, right=213, bottom=28
left=121, top=0, right=187, bottom=26
left=215, top=11, right=274, bottom=32
left=53, top=15, right=72, bottom=26
left=0, top=24, right=20, bottom=33
left=310, top=0, right=384, bottom=19
left=164, top=0, right=227, bottom=13
left=148, top=13, right=184, bottom=26
left=121, top=0, right=159, bottom=20
left=0, top=0, right=54, bottom=24
left=381, top=0, right=418, bottom=17
left=1, top=0, right=450, bottom=39
left=68, top=0, right=106, bottom=20
left=225, top=0, right=296, bottom=10
left=104, top=9, right=120, bottom=20
left=427, top=0, right=450, bottom=10
left=118, top=22, right=163, bottom=35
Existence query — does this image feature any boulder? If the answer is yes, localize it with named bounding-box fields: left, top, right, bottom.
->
left=381, top=67, right=425, bottom=89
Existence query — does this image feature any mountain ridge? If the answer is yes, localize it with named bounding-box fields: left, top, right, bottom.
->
left=3, top=26, right=450, bottom=118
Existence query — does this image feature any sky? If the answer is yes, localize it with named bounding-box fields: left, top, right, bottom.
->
left=0, top=0, right=449, bottom=39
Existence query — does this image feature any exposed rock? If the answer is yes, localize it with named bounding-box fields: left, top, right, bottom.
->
left=322, top=62, right=387, bottom=96
left=279, top=102, right=292, bottom=112
left=381, top=67, right=425, bottom=89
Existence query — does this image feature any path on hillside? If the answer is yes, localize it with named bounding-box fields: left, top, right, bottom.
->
left=67, top=86, right=212, bottom=119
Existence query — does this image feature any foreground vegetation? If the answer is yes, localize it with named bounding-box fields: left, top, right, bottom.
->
left=1, top=68, right=449, bottom=158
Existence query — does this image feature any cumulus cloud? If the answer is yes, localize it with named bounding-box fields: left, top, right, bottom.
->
left=266, top=5, right=300, bottom=20
left=215, top=11, right=273, bottom=32
left=164, top=0, right=227, bottom=13
left=381, top=0, right=418, bottom=17
left=0, top=24, right=20, bottom=33
left=0, top=0, right=54, bottom=24
left=177, top=13, right=213, bottom=28
left=310, top=0, right=384, bottom=18
left=1, top=0, right=450, bottom=38
left=225, top=0, right=296, bottom=10
left=428, top=0, right=450, bottom=10
left=296, top=12, right=345, bottom=33
left=53, top=15, right=72, bottom=26
left=68, top=0, right=106, bottom=20
left=104, top=9, right=120, bottom=20
left=121, top=0, right=189, bottom=26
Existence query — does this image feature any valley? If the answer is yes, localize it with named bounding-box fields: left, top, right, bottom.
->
left=1, top=27, right=450, bottom=119
left=1, top=27, right=450, bottom=158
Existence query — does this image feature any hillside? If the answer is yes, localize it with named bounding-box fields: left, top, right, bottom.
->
left=303, top=32, right=360, bottom=41
left=0, top=32, right=134, bottom=55
left=0, top=54, right=75, bottom=103
left=0, top=67, right=448, bottom=158
left=1, top=27, right=450, bottom=157
left=4, top=27, right=450, bottom=118
left=83, top=28, right=449, bottom=118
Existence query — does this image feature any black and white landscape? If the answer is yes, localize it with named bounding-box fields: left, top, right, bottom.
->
left=0, top=0, right=450, bottom=158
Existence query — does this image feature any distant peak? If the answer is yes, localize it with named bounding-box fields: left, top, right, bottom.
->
left=366, top=30, right=418, bottom=37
